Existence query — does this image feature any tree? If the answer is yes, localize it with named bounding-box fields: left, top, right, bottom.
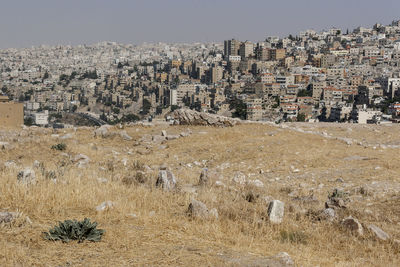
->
left=141, top=99, right=152, bottom=115
left=121, top=113, right=140, bottom=123
left=297, top=89, right=312, bottom=97
left=100, top=113, right=107, bottom=122
left=1, top=86, right=8, bottom=94
left=70, top=71, right=78, bottom=80
left=229, top=98, right=247, bottom=120
left=59, top=74, right=69, bottom=81
left=71, top=105, right=77, bottom=112
left=24, top=117, right=34, bottom=126
left=171, top=105, right=179, bottom=112
left=272, top=96, right=280, bottom=108
left=82, top=70, right=98, bottom=79
left=297, top=113, right=306, bottom=122
left=43, top=71, right=49, bottom=80
left=112, top=107, right=120, bottom=114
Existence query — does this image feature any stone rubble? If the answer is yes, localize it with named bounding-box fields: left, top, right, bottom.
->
left=173, top=109, right=240, bottom=127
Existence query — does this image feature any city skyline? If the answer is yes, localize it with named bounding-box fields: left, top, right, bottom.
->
left=1, top=0, right=400, bottom=49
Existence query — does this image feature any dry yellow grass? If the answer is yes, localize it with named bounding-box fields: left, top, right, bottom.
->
left=1, top=123, right=400, bottom=266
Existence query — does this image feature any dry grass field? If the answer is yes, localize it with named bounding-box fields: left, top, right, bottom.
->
left=1, top=122, right=400, bottom=266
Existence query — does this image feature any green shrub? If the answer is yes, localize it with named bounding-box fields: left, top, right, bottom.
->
left=43, top=218, right=104, bottom=243
left=51, top=143, right=67, bottom=151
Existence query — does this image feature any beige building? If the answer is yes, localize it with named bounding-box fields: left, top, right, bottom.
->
left=246, top=98, right=263, bottom=121
left=0, top=96, right=24, bottom=128
left=239, top=41, right=254, bottom=59
left=209, top=66, right=224, bottom=84
left=270, top=49, right=286, bottom=61
left=224, top=39, right=241, bottom=58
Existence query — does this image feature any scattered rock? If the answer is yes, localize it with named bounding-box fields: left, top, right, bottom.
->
left=4, top=160, right=17, bottom=169
left=0, top=141, right=11, bottom=150
left=173, top=109, right=239, bottom=127
left=198, top=168, right=210, bottom=186
left=273, top=252, right=294, bottom=266
left=367, top=224, right=390, bottom=241
left=161, top=130, right=167, bottom=137
left=319, top=208, right=336, bottom=222
left=94, top=125, right=113, bottom=138
left=17, top=168, right=36, bottom=184
left=219, top=251, right=294, bottom=267
left=155, top=169, right=177, bottom=191
left=96, top=201, right=114, bottom=211
left=33, top=160, right=41, bottom=168
left=267, top=200, right=285, bottom=224
left=344, top=155, right=368, bottom=161
left=187, top=199, right=218, bottom=220
left=325, top=189, right=349, bottom=209
left=152, top=135, right=166, bottom=143
left=342, top=216, right=363, bottom=236
left=60, top=133, right=73, bottom=140
left=233, top=172, right=246, bottom=185
left=73, top=154, right=90, bottom=168
left=180, top=132, right=190, bottom=137
left=215, top=181, right=226, bottom=188
left=166, top=135, right=179, bottom=140
left=247, top=179, right=264, bottom=188
left=97, top=178, right=108, bottom=184
left=120, top=131, right=132, bottom=141
left=0, top=212, right=18, bottom=223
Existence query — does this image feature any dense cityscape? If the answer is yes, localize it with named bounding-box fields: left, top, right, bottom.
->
left=1, top=19, right=400, bottom=127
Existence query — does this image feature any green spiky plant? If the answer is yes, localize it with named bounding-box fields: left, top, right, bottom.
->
left=43, top=218, right=105, bottom=243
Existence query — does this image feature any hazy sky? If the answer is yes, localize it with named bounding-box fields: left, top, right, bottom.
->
left=1, top=0, right=400, bottom=48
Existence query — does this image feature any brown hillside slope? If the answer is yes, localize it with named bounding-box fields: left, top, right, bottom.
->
left=0, top=123, right=399, bottom=266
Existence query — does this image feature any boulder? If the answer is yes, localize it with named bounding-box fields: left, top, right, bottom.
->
left=0, top=212, right=18, bottom=223
left=198, top=168, right=210, bottom=186
left=187, top=199, right=218, bottom=220
left=233, top=172, right=246, bottom=185
left=179, top=132, right=190, bottom=137
left=17, top=168, right=36, bottom=184
left=0, top=141, right=11, bottom=150
left=60, top=133, right=73, bottom=140
left=173, top=109, right=239, bottom=127
left=96, top=201, right=114, bottom=211
left=319, top=208, right=336, bottom=222
left=73, top=154, right=90, bottom=168
left=267, top=200, right=285, bottom=224
left=325, top=189, right=349, bottom=209
left=120, top=131, right=132, bottom=141
left=155, top=169, right=177, bottom=191
left=247, top=179, right=264, bottom=188
left=166, top=135, right=179, bottom=140
left=152, top=135, right=166, bottom=143
left=342, top=216, right=363, bottom=236
left=94, top=125, right=113, bottom=138
left=367, top=224, right=390, bottom=241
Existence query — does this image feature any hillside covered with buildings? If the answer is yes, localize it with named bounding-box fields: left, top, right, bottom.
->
left=1, top=19, right=400, bottom=127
